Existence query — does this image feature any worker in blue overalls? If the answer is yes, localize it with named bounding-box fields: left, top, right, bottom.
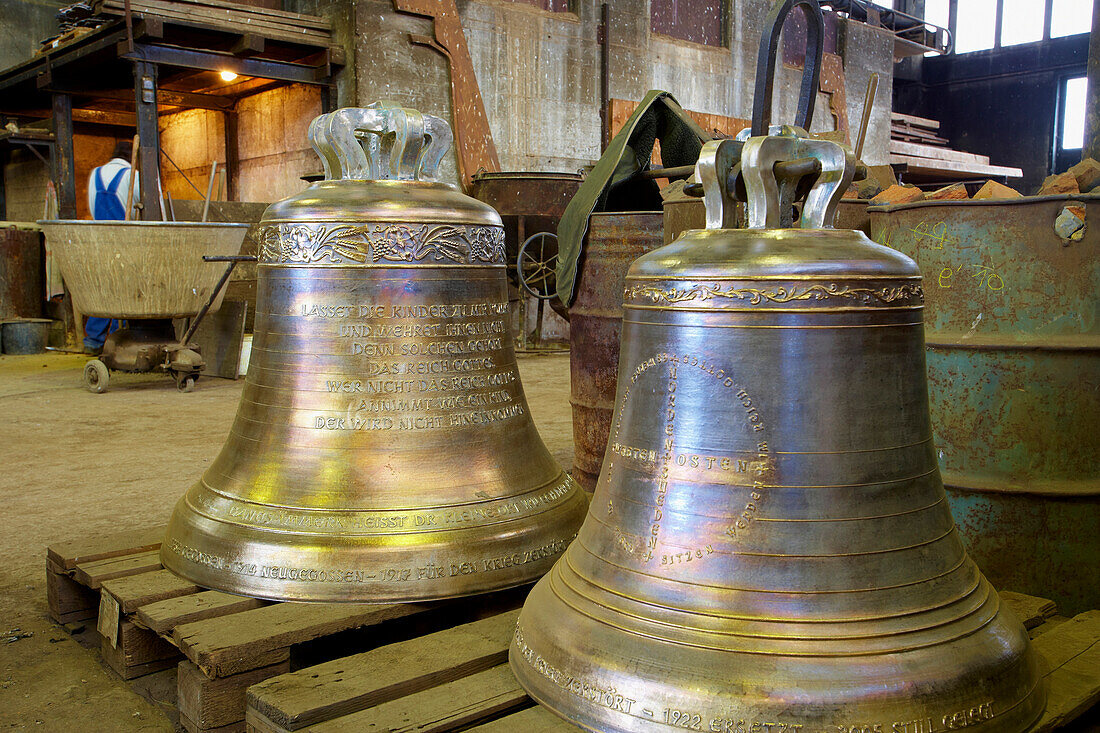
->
left=84, top=141, right=138, bottom=354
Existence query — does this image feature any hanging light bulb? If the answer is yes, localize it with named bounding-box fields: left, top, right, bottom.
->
left=219, top=70, right=238, bottom=82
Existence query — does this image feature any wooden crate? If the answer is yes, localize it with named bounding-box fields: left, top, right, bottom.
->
left=245, top=592, right=1100, bottom=733
left=45, top=527, right=529, bottom=733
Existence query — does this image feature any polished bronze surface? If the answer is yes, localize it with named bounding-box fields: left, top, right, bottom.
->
left=162, top=104, right=588, bottom=602
left=510, top=128, right=1046, bottom=732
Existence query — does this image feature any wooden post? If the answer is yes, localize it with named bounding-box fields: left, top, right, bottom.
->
left=1084, top=0, right=1100, bottom=162
left=132, top=59, right=163, bottom=220
left=224, top=109, right=239, bottom=202
left=51, top=93, right=77, bottom=219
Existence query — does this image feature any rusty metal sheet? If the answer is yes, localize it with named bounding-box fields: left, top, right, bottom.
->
left=0, top=226, right=44, bottom=319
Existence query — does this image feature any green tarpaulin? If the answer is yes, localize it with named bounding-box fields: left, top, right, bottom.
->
left=555, top=90, right=711, bottom=306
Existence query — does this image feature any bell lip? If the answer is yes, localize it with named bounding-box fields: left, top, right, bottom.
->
left=260, top=179, right=503, bottom=228
left=158, top=474, right=590, bottom=604
left=628, top=227, right=920, bottom=280
left=161, top=548, right=543, bottom=604
left=510, top=572, right=1049, bottom=733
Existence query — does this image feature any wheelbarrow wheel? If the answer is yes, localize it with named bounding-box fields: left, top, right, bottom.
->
left=176, top=374, right=196, bottom=393
left=83, top=359, right=109, bottom=394
left=516, top=232, right=559, bottom=300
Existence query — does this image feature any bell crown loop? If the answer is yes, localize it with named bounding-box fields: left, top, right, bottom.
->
left=751, top=0, right=823, bottom=137
left=307, top=102, right=453, bottom=182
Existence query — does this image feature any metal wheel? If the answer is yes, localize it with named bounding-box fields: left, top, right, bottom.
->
left=83, top=359, right=109, bottom=394
left=516, top=232, right=559, bottom=300
left=176, top=374, right=196, bottom=393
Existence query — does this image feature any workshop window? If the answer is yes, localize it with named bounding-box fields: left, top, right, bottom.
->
left=651, top=0, right=728, bottom=47
left=954, top=0, right=997, bottom=53
left=1051, top=0, right=1094, bottom=37
left=1058, top=75, right=1088, bottom=150
left=503, top=0, right=572, bottom=11
left=1001, top=0, right=1045, bottom=46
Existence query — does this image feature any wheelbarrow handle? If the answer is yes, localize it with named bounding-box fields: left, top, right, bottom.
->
left=181, top=255, right=256, bottom=344
left=203, top=255, right=258, bottom=262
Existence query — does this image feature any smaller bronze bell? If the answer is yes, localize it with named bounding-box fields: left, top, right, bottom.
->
left=161, top=102, right=588, bottom=603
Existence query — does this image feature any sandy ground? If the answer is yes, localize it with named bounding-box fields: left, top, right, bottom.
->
left=0, top=349, right=575, bottom=731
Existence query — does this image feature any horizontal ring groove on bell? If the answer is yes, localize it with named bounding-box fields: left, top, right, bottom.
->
left=179, top=476, right=579, bottom=537
left=597, top=480, right=948, bottom=523
left=581, top=504, right=959, bottom=559
left=545, top=559, right=1001, bottom=655
left=552, top=558, right=995, bottom=643
left=772, top=435, right=933, bottom=454
left=560, top=545, right=984, bottom=623
left=567, top=528, right=972, bottom=598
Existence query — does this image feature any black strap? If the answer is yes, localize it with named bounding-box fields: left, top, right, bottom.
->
left=751, top=0, right=825, bottom=136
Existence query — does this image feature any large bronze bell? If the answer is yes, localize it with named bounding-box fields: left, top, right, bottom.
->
left=509, top=5, right=1046, bottom=728
left=162, top=103, right=588, bottom=602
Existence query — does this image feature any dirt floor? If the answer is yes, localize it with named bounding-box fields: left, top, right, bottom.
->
left=0, top=349, right=575, bottom=731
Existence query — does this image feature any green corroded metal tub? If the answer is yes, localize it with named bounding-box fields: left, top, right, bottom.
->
left=869, top=194, right=1099, bottom=614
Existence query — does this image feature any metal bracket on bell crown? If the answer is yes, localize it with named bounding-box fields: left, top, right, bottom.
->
left=306, top=101, right=453, bottom=182
left=740, top=131, right=855, bottom=229
left=693, top=0, right=852, bottom=230
left=696, top=128, right=854, bottom=230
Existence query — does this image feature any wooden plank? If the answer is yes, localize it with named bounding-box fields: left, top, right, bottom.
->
left=176, top=602, right=433, bottom=678
left=890, top=125, right=949, bottom=145
left=248, top=610, right=520, bottom=730
left=102, top=0, right=331, bottom=40
left=47, top=525, right=165, bottom=571
left=1001, top=591, right=1059, bottom=631
left=889, top=155, right=1023, bottom=179
left=73, top=550, right=163, bottom=589
left=46, top=559, right=98, bottom=623
left=180, top=659, right=290, bottom=731
left=891, top=111, right=940, bottom=129
left=466, top=705, right=582, bottom=732
left=101, top=568, right=201, bottom=614
left=181, top=711, right=245, bottom=733
left=304, top=665, right=530, bottom=733
left=136, top=590, right=267, bottom=636
left=889, top=140, right=990, bottom=166
left=101, top=619, right=181, bottom=679
left=1032, top=610, right=1100, bottom=732
left=141, top=0, right=332, bottom=29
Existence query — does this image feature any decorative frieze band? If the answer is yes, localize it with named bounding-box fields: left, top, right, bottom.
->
left=257, top=222, right=506, bottom=266
left=624, top=281, right=925, bottom=308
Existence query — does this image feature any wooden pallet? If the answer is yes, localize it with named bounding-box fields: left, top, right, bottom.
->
left=244, top=589, right=1100, bottom=733
left=45, top=527, right=529, bottom=733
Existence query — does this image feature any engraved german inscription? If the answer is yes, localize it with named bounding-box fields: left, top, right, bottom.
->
left=297, top=297, right=524, bottom=431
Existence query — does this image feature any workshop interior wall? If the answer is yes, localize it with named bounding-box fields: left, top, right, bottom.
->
left=895, top=33, right=1091, bottom=193
left=159, top=83, right=321, bottom=206
left=327, top=0, right=896, bottom=187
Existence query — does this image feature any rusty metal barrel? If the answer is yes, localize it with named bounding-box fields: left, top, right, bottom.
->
left=0, top=225, right=43, bottom=319
left=569, top=212, right=664, bottom=492
left=869, top=193, right=1100, bottom=614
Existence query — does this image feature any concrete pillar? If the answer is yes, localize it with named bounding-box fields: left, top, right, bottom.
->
left=1084, top=0, right=1100, bottom=161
